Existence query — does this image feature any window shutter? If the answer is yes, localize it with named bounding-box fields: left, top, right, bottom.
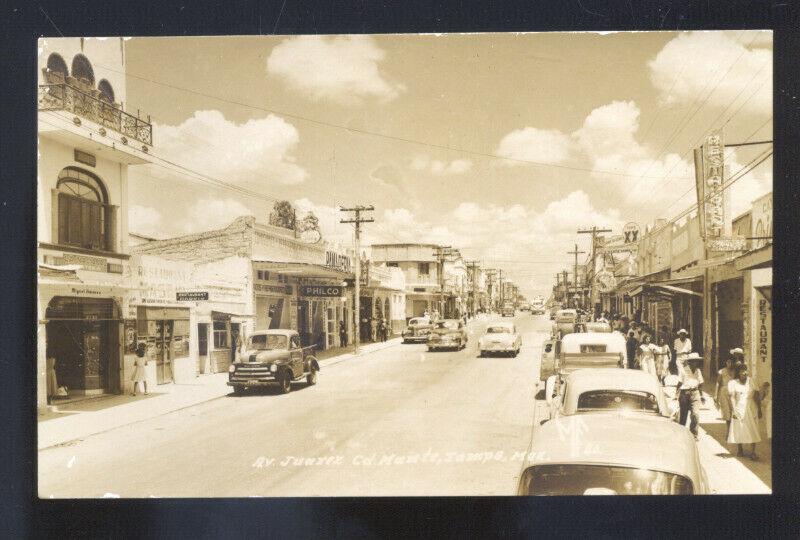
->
left=53, top=190, right=62, bottom=244
left=107, top=204, right=118, bottom=252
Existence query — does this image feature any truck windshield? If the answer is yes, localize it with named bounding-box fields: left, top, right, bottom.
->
left=249, top=334, right=288, bottom=350
left=519, top=464, right=693, bottom=495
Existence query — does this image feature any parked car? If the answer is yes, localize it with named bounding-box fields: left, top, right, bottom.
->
left=402, top=316, right=433, bottom=343
left=228, top=330, right=320, bottom=395
left=531, top=305, right=546, bottom=315
left=551, top=309, right=578, bottom=339
left=517, top=414, right=710, bottom=495
left=584, top=321, right=612, bottom=333
left=543, top=368, right=670, bottom=421
left=427, top=319, right=468, bottom=351
left=501, top=305, right=515, bottom=317
left=478, top=321, right=522, bottom=357
left=539, top=331, right=628, bottom=382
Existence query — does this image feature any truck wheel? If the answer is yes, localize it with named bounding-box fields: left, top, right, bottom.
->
left=233, top=386, right=246, bottom=396
left=278, top=371, right=292, bottom=394
left=306, top=368, right=318, bottom=386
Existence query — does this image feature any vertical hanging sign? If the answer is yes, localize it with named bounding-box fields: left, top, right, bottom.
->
left=696, top=129, right=727, bottom=240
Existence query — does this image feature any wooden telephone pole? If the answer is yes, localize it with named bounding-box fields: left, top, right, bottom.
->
left=465, top=260, right=480, bottom=316
left=340, top=205, right=374, bottom=354
left=567, top=244, right=586, bottom=309
left=578, top=226, right=612, bottom=312
left=432, top=245, right=456, bottom=317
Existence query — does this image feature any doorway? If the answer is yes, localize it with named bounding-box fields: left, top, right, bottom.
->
left=154, top=319, right=174, bottom=384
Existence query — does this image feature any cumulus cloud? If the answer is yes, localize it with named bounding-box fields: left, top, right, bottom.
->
left=495, top=127, right=572, bottom=165
left=410, top=155, right=473, bottom=175
left=649, top=31, right=772, bottom=116
left=267, top=35, right=405, bottom=104
left=156, top=110, right=307, bottom=186
left=128, top=204, right=165, bottom=239
left=183, top=198, right=253, bottom=234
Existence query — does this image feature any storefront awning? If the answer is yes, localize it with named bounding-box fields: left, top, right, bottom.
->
left=252, top=260, right=354, bottom=280
left=735, top=244, right=772, bottom=271
left=630, top=283, right=703, bottom=299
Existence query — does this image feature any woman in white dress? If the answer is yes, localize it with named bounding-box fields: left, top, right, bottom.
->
left=637, top=334, right=658, bottom=379
left=131, top=343, right=149, bottom=396
left=654, top=338, right=672, bottom=384
left=715, top=356, right=737, bottom=430
left=727, top=364, right=761, bottom=460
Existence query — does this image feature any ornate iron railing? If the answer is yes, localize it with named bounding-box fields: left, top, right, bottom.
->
left=38, top=83, right=153, bottom=146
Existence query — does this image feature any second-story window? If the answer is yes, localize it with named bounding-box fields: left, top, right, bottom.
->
left=57, top=167, right=109, bottom=251
left=386, top=262, right=399, bottom=267
left=418, top=262, right=430, bottom=276
left=97, top=79, right=115, bottom=103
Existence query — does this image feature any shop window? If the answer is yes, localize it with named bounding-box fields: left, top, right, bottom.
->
left=57, top=167, right=110, bottom=251
left=418, top=262, right=430, bottom=276
left=213, top=321, right=228, bottom=348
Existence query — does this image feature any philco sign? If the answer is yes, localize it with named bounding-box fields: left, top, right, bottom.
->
left=299, top=285, right=344, bottom=297
left=325, top=251, right=351, bottom=273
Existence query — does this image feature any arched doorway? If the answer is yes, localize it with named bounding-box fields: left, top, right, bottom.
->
left=71, top=53, right=95, bottom=85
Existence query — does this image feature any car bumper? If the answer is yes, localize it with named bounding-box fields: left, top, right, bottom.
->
left=228, top=378, right=277, bottom=387
left=427, top=341, right=458, bottom=349
left=403, top=335, right=429, bottom=343
left=481, top=344, right=515, bottom=353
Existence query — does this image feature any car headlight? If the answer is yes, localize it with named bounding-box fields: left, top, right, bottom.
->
left=269, top=364, right=277, bottom=373
left=228, top=364, right=236, bottom=373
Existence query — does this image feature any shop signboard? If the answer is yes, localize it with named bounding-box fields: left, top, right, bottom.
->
left=299, top=285, right=344, bottom=297
left=594, top=270, right=617, bottom=293
left=176, top=291, right=209, bottom=301
left=325, top=251, right=352, bottom=273
left=757, top=297, right=770, bottom=365
left=254, top=283, right=293, bottom=295
left=623, top=222, right=640, bottom=244
left=61, top=253, right=108, bottom=273
left=695, top=129, right=729, bottom=241
left=708, top=236, right=747, bottom=253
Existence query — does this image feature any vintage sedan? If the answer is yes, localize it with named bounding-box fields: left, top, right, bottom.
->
left=402, top=316, right=433, bottom=343
left=584, top=321, right=612, bottom=333
left=539, top=331, right=628, bottom=382
left=517, top=414, right=710, bottom=495
left=501, top=305, right=516, bottom=317
left=478, top=322, right=522, bottom=357
left=543, top=368, right=670, bottom=421
left=427, top=319, right=468, bottom=351
left=551, top=309, right=578, bottom=339
left=227, top=330, right=320, bottom=395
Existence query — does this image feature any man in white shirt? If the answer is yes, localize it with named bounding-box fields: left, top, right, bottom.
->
left=673, top=329, right=693, bottom=367
left=676, top=355, right=705, bottom=439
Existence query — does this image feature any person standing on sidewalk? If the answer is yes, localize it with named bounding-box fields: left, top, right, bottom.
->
left=673, top=329, right=692, bottom=369
left=727, top=364, right=761, bottom=460
left=132, top=343, right=149, bottom=396
left=676, top=354, right=705, bottom=440
left=637, top=334, right=658, bottom=379
left=339, top=320, right=348, bottom=348
left=654, top=337, right=672, bottom=384
left=715, top=353, right=738, bottom=430
left=626, top=330, right=639, bottom=369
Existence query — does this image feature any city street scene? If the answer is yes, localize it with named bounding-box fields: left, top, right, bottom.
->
left=37, top=31, right=772, bottom=496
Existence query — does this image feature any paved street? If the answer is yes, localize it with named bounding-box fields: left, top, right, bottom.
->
left=39, top=314, right=550, bottom=497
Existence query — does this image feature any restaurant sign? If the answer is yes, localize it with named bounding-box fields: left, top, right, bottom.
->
left=695, top=129, right=729, bottom=240
left=299, top=285, right=344, bottom=297
left=176, top=291, right=209, bottom=301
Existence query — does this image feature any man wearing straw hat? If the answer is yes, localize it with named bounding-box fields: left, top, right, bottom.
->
left=673, top=329, right=693, bottom=369
left=676, top=353, right=706, bottom=440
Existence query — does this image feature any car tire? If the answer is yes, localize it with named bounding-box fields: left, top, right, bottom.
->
left=233, top=386, right=246, bottom=396
left=278, top=371, right=292, bottom=394
left=479, top=350, right=485, bottom=357
left=306, top=368, right=318, bottom=386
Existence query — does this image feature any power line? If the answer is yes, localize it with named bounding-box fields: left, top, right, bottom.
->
left=93, top=61, right=690, bottom=180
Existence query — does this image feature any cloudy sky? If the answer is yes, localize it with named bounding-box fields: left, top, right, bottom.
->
left=124, top=31, right=773, bottom=299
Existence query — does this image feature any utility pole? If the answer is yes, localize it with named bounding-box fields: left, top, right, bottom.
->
left=432, top=245, right=455, bottom=317
left=465, top=260, right=480, bottom=316
left=567, top=244, right=586, bottom=309
left=498, top=269, right=504, bottom=306
left=578, top=226, right=612, bottom=314
left=340, top=205, right=374, bottom=354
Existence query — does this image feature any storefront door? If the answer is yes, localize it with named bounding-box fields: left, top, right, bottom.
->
left=155, top=320, right=174, bottom=384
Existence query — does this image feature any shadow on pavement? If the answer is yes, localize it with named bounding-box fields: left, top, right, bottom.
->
left=701, top=417, right=772, bottom=489
left=40, top=392, right=160, bottom=418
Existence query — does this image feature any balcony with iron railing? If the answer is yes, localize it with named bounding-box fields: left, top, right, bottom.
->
left=38, top=72, right=152, bottom=146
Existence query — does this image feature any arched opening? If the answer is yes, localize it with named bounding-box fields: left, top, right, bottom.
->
left=97, top=79, right=115, bottom=103
left=45, top=53, right=68, bottom=81
left=71, top=53, right=95, bottom=85
left=56, top=167, right=110, bottom=251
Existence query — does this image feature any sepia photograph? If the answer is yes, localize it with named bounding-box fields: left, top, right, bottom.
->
left=36, top=30, right=773, bottom=497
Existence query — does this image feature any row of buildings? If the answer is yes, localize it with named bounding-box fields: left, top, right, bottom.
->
left=550, top=135, right=772, bottom=391
left=36, top=38, right=521, bottom=412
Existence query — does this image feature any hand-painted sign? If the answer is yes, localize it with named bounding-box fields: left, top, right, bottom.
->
left=176, top=291, right=209, bottom=301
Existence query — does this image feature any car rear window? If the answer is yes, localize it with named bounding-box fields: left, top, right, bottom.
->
left=579, top=344, right=607, bottom=353
left=519, top=464, right=693, bottom=495
left=577, top=390, right=659, bottom=413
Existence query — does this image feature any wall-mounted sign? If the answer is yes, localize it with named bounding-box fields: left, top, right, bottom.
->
left=74, top=149, right=96, bottom=167
left=176, top=291, right=209, bottom=301
left=254, top=283, right=292, bottom=295
left=360, top=260, right=370, bottom=286
left=299, top=285, right=344, bottom=297
left=623, top=222, right=640, bottom=244
left=708, top=236, right=747, bottom=253
left=325, top=251, right=351, bottom=273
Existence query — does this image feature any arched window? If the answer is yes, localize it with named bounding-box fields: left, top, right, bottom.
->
left=71, top=54, right=95, bottom=85
left=46, top=53, right=68, bottom=81
left=97, top=79, right=115, bottom=103
left=57, top=167, right=109, bottom=251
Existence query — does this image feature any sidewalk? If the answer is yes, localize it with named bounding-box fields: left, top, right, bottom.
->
left=694, top=391, right=772, bottom=493
left=38, top=338, right=402, bottom=451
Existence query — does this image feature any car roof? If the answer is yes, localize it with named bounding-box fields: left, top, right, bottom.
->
left=565, top=368, right=663, bottom=395
left=249, top=329, right=295, bottom=337
left=529, top=414, right=701, bottom=478
left=561, top=332, right=626, bottom=348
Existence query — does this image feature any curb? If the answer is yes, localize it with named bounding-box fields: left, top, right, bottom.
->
left=318, top=338, right=402, bottom=368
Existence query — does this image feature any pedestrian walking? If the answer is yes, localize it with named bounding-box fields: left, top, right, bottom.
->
left=673, top=329, right=692, bottom=369
left=714, top=354, right=738, bottom=430
left=626, top=330, right=639, bottom=369
left=339, top=320, right=348, bottom=347
left=676, top=353, right=705, bottom=440
left=637, top=334, right=658, bottom=378
left=132, top=342, right=149, bottom=396
left=379, top=318, right=388, bottom=342
left=46, top=353, right=59, bottom=405
left=654, top=338, right=672, bottom=384
left=727, top=364, right=761, bottom=460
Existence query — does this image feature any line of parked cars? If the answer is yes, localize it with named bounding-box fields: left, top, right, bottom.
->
left=517, top=330, right=710, bottom=495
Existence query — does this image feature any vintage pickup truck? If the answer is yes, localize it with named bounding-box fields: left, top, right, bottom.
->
left=228, top=329, right=320, bottom=394
left=539, top=331, right=627, bottom=382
